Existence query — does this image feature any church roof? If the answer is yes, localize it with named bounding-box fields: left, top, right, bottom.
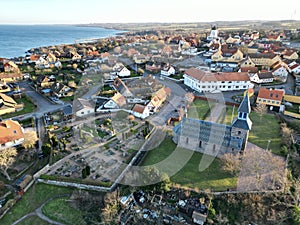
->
left=231, top=117, right=252, bottom=130
left=238, top=92, right=251, bottom=114
left=174, top=118, right=243, bottom=150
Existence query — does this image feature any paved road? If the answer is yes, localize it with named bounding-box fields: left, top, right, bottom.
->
left=18, top=81, right=65, bottom=117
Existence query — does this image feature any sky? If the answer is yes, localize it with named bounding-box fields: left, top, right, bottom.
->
left=0, top=0, right=299, bottom=24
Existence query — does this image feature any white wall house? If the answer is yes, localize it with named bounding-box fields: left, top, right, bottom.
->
left=131, top=104, right=150, bottom=119
left=184, top=68, right=251, bottom=93
left=290, top=63, right=300, bottom=75
left=117, top=67, right=131, bottom=77
left=250, top=72, right=274, bottom=84
left=74, top=98, right=94, bottom=117
left=161, top=65, right=175, bottom=76
left=272, top=65, right=289, bottom=81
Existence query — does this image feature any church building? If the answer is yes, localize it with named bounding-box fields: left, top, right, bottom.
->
left=173, top=93, right=252, bottom=156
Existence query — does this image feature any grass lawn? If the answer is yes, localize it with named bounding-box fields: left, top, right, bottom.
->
left=2, top=95, right=36, bottom=119
left=42, top=197, right=85, bottom=225
left=249, top=112, right=282, bottom=155
left=188, top=99, right=214, bottom=120
left=142, top=137, right=237, bottom=191
left=223, top=106, right=238, bottom=125
left=18, top=216, right=50, bottom=225
left=61, top=95, right=74, bottom=102
left=0, top=183, right=73, bottom=225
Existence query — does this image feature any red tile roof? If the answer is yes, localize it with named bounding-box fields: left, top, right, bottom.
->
left=132, top=104, right=146, bottom=114
left=257, top=88, right=285, bottom=101
left=185, top=68, right=250, bottom=82
left=240, top=67, right=258, bottom=73
left=0, top=120, right=24, bottom=145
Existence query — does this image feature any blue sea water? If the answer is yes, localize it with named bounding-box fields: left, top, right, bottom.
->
left=0, top=25, right=123, bottom=59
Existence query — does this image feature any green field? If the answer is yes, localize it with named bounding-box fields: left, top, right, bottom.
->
left=0, top=183, right=73, bottom=225
left=249, top=112, right=282, bottom=155
left=18, top=216, right=50, bottom=225
left=42, top=197, right=85, bottom=225
left=188, top=99, right=215, bottom=120
left=142, top=137, right=237, bottom=191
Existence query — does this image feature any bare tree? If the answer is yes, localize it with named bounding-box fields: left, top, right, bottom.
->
left=101, top=191, right=118, bottom=224
left=221, top=153, right=241, bottom=176
left=22, top=131, right=38, bottom=150
left=0, top=147, right=17, bottom=180
left=281, top=123, right=293, bottom=147
left=238, top=147, right=286, bottom=191
left=255, top=104, right=268, bottom=121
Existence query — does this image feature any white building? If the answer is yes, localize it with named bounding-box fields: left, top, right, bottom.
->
left=250, top=72, right=274, bottom=84
left=117, top=67, right=131, bottom=77
left=184, top=68, right=251, bottom=93
left=272, top=65, right=289, bottom=81
left=131, top=104, right=150, bottom=119
left=73, top=98, right=94, bottom=117
left=290, top=62, right=300, bottom=75
left=160, top=65, right=175, bottom=76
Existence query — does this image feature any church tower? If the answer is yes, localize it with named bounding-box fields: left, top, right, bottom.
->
left=231, top=92, right=252, bottom=150
left=207, top=25, right=219, bottom=41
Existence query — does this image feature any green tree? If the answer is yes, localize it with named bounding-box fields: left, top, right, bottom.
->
left=42, top=143, right=51, bottom=156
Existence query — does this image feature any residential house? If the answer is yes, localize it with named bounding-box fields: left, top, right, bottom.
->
left=117, top=66, right=131, bottom=77
left=173, top=93, right=252, bottom=156
left=71, top=52, right=82, bottom=61
left=145, top=62, right=161, bottom=72
left=225, top=35, right=241, bottom=45
left=4, top=61, right=20, bottom=73
left=148, top=87, right=170, bottom=113
left=35, top=56, right=50, bottom=69
left=51, top=82, right=73, bottom=98
left=133, top=54, right=148, bottom=64
left=0, top=83, right=11, bottom=93
left=240, top=56, right=256, bottom=68
left=266, top=32, right=286, bottom=41
left=211, top=44, right=243, bottom=63
left=192, top=211, right=207, bottom=225
left=256, top=88, right=285, bottom=108
left=272, top=64, right=289, bottom=82
left=131, top=104, right=150, bottom=119
left=250, top=71, right=274, bottom=84
left=289, top=62, right=300, bottom=75
left=36, top=75, right=56, bottom=88
left=161, top=64, right=175, bottom=76
left=0, top=120, right=25, bottom=149
left=46, top=53, right=57, bottom=63
left=248, top=53, right=282, bottom=69
left=73, top=98, right=94, bottom=117
left=100, top=92, right=126, bottom=110
left=29, top=54, right=41, bottom=63
left=112, top=78, right=133, bottom=98
left=184, top=68, right=251, bottom=93
left=282, top=49, right=299, bottom=60
left=0, top=73, right=23, bottom=83
left=0, top=93, right=20, bottom=115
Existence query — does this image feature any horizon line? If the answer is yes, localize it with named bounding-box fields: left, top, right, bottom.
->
left=1, top=19, right=300, bottom=26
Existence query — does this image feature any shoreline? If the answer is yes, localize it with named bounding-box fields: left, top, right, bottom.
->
left=0, top=25, right=126, bottom=59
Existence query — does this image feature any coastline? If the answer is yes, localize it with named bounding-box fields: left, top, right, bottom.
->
left=0, top=25, right=125, bottom=59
